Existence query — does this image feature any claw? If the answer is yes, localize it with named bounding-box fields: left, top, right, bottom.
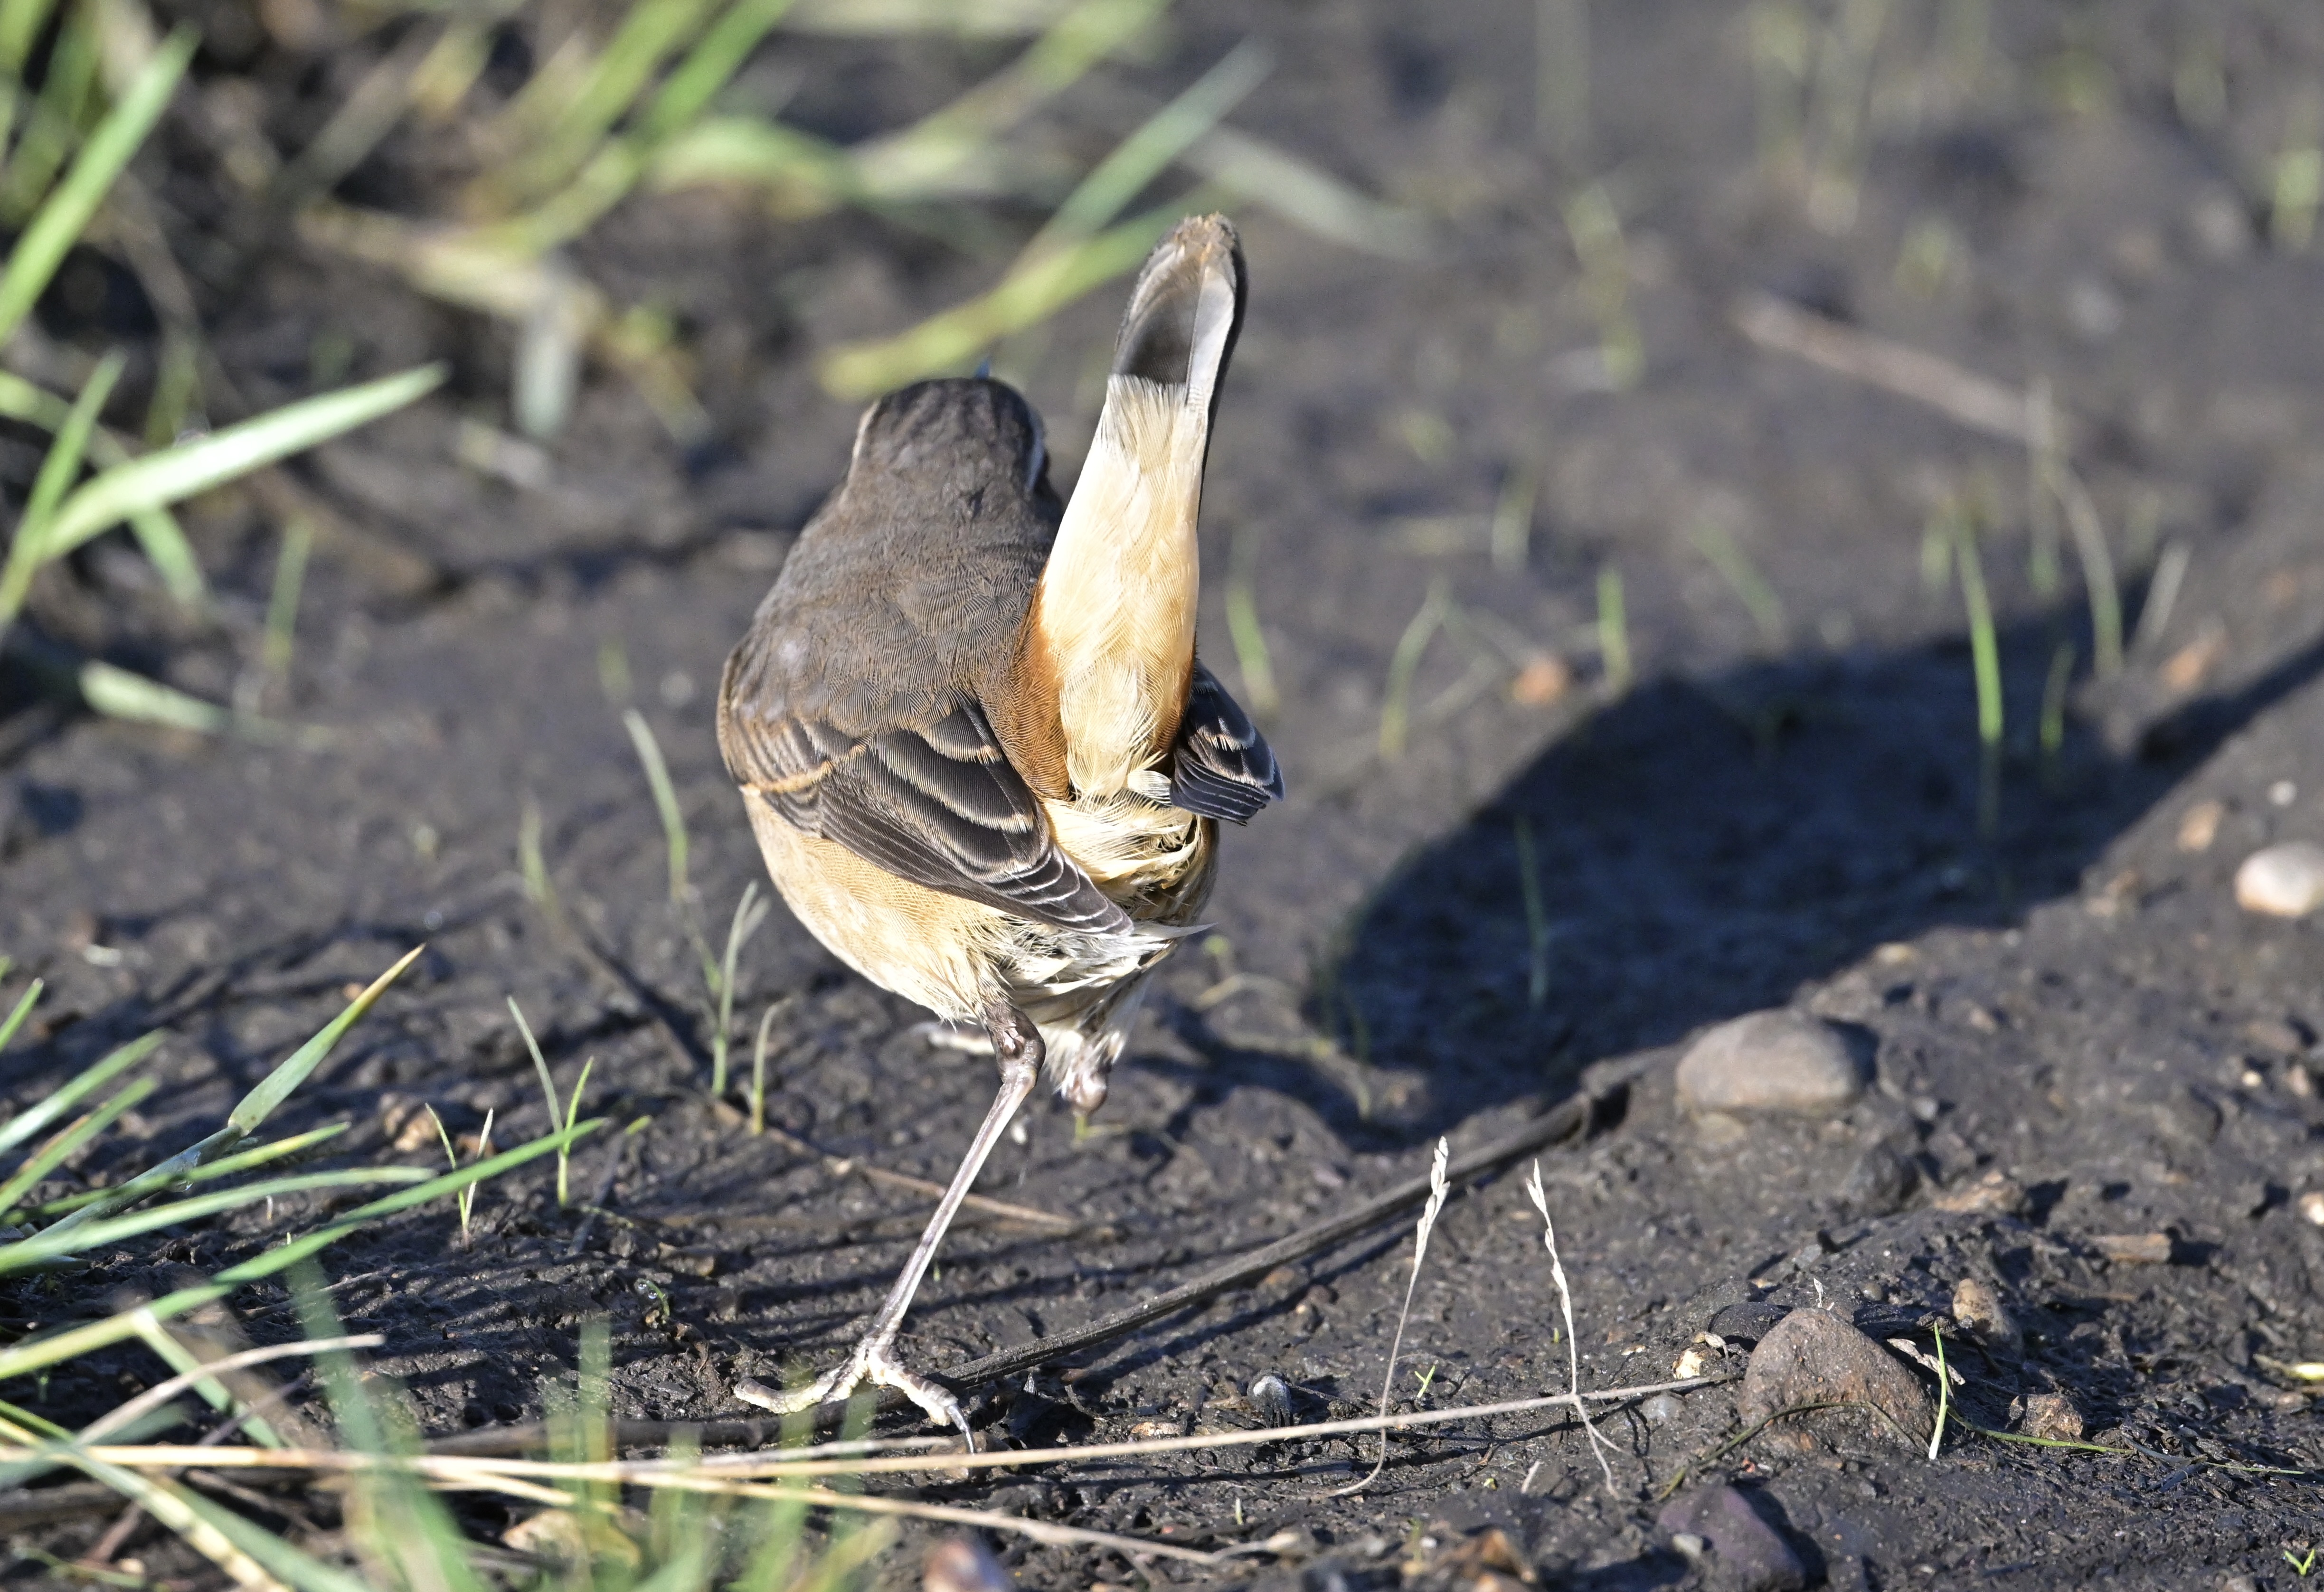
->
left=733, top=1340, right=973, bottom=1447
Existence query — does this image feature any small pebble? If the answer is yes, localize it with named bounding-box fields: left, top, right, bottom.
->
left=1641, top=1392, right=1682, bottom=1425
left=1246, top=1372, right=1297, bottom=1426
left=1929, top=1168, right=2028, bottom=1216
left=923, top=1537, right=1012, bottom=1592
left=1739, top=1309, right=1933, bottom=1453
left=2091, top=1232, right=2173, bottom=1264
left=2018, top=1391, right=2083, bottom=1443
left=1675, top=1011, right=1868, bottom=1117
left=2297, top=1191, right=2324, bottom=1227
left=1834, top=1139, right=1915, bottom=1218
left=2176, top=799, right=2225, bottom=852
left=2243, top=1016, right=2310, bottom=1054
left=1951, top=1277, right=2022, bottom=1356
left=1656, top=1483, right=1808, bottom=1592
left=2234, top=842, right=2324, bottom=918
left=1510, top=651, right=1572, bottom=705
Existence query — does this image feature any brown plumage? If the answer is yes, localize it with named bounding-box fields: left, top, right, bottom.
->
left=717, top=216, right=1279, bottom=1434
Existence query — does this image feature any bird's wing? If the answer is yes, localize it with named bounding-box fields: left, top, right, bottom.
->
left=1166, top=659, right=1284, bottom=824
left=720, top=680, right=1129, bottom=935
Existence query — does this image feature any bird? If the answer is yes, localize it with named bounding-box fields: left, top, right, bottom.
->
left=716, top=215, right=1281, bottom=1437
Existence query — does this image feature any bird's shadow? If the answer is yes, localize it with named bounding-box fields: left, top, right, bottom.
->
left=1182, top=591, right=2324, bottom=1144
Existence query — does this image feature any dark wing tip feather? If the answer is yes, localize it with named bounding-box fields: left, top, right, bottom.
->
left=1112, top=215, right=1246, bottom=411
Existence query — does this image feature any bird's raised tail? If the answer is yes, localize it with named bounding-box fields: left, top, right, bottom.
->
left=1012, top=216, right=1245, bottom=802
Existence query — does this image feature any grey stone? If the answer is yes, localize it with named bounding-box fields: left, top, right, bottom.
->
left=1739, top=1308, right=1934, bottom=1453
left=1656, top=1484, right=1807, bottom=1592
left=1834, top=1139, right=1916, bottom=1217
left=1676, top=1011, right=1869, bottom=1117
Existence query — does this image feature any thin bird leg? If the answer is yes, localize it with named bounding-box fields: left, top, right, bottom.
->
left=749, top=1003, right=1044, bottom=1442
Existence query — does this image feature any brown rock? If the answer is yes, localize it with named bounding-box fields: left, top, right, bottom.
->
left=1951, top=1277, right=2022, bottom=1356
left=2176, top=799, right=2225, bottom=852
left=1739, top=1308, right=1934, bottom=1453
left=1929, top=1168, right=2027, bottom=1215
left=2019, top=1392, right=2083, bottom=1443
left=2090, top=1232, right=2173, bottom=1264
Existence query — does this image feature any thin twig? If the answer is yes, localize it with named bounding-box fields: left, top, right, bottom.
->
left=64, top=1375, right=1732, bottom=1482
left=1732, top=291, right=2042, bottom=446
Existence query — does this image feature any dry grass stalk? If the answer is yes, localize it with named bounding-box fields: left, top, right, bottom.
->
left=1333, top=1138, right=1451, bottom=1496
left=1524, top=1158, right=1616, bottom=1490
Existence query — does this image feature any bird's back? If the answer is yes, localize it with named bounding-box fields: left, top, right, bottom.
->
left=722, top=379, right=1058, bottom=744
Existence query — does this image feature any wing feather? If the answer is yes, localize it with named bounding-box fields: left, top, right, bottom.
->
left=1166, top=659, right=1284, bottom=824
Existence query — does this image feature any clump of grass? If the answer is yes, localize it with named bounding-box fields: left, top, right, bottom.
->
left=0, top=962, right=595, bottom=1393
left=0, top=15, right=437, bottom=732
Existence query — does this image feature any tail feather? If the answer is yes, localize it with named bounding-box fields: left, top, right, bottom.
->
left=1112, top=215, right=1246, bottom=425
left=1024, top=215, right=1247, bottom=799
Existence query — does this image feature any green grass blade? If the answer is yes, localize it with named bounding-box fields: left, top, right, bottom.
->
left=38, top=365, right=445, bottom=563
left=0, top=0, right=59, bottom=74
left=642, top=0, right=799, bottom=144
left=0, top=976, right=40, bottom=1055
left=818, top=203, right=1177, bottom=397
left=1038, top=40, right=1270, bottom=243
left=0, top=353, right=125, bottom=624
left=17, top=353, right=124, bottom=548
left=0, top=27, right=194, bottom=345
left=1, top=1169, right=430, bottom=1273
left=0, top=1121, right=600, bottom=1385
left=23, top=1124, right=353, bottom=1219
left=0, top=0, right=99, bottom=225
left=624, top=707, right=690, bottom=901
left=0, top=372, right=206, bottom=605
left=0, top=1031, right=162, bottom=1158
left=497, top=0, right=713, bottom=207
left=72, top=659, right=244, bottom=737
left=228, top=946, right=424, bottom=1137
left=0, top=1076, right=155, bottom=1216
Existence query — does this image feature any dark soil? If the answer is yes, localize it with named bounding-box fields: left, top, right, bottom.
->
left=6, top=1, right=2324, bottom=1587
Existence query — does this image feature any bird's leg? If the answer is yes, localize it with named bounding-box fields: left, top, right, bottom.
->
left=745, top=1002, right=1043, bottom=1443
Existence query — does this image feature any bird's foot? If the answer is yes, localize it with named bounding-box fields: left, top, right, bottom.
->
left=905, top=1019, right=994, bottom=1056
left=734, top=1340, right=971, bottom=1445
